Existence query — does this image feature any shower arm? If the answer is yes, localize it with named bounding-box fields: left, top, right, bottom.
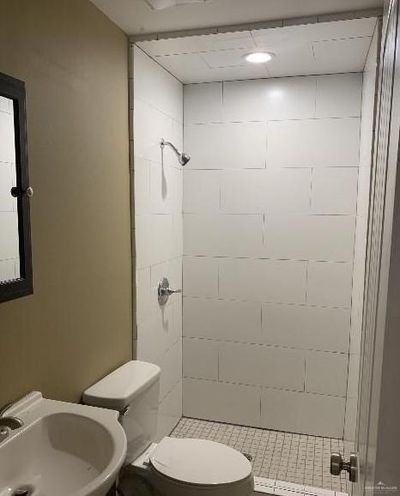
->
left=160, top=138, right=180, bottom=156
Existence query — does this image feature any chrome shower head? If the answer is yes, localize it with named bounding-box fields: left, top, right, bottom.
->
left=160, top=139, right=191, bottom=166
left=179, top=152, right=191, bottom=166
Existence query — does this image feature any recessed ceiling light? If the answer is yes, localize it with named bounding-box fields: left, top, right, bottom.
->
left=244, top=52, right=274, bottom=64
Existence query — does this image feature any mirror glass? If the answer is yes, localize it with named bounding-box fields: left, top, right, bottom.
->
left=0, top=95, right=20, bottom=283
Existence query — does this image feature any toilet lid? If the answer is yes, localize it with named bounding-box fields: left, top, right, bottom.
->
left=149, top=437, right=252, bottom=485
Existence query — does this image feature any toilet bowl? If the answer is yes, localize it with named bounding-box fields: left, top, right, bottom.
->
left=83, top=361, right=253, bottom=496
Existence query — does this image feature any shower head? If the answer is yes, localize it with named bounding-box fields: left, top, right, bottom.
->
left=160, top=139, right=191, bottom=166
left=179, top=152, right=191, bottom=166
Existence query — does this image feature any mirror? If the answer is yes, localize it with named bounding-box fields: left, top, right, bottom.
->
left=0, top=72, right=33, bottom=303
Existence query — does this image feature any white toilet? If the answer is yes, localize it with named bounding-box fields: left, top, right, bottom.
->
left=83, top=360, right=254, bottom=496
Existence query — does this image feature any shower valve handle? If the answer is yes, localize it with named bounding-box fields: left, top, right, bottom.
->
left=165, top=287, right=182, bottom=295
left=158, top=277, right=181, bottom=305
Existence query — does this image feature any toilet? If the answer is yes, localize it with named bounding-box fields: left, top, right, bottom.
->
left=83, top=360, right=254, bottom=496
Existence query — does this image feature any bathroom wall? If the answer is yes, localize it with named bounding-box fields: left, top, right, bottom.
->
left=182, top=73, right=365, bottom=438
left=345, top=26, right=379, bottom=442
left=132, top=46, right=183, bottom=439
left=0, top=97, right=19, bottom=281
left=0, top=0, right=132, bottom=406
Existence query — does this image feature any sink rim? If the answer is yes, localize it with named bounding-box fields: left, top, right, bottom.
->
left=0, top=392, right=127, bottom=496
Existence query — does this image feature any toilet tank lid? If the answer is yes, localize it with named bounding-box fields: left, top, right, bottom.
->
left=83, top=361, right=161, bottom=410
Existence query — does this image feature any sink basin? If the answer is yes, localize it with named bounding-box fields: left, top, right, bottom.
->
left=0, top=392, right=127, bottom=496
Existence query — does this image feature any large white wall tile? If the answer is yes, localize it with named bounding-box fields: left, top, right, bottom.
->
left=136, top=214, right=174, bottom=268
left=183, top=297, right=262, bottom=342
left=0, top=259, right=16, bottom=281
left=136, top=303, right=175, bottom=365
left=222, top=76, right=316, bottom=122
left=179, top=72, right=363, bottom=434
left=183, top=170, right=221, bottom=213
left=262, top=303, right=350, bottom=352
left=344, top=396, right=358, bottom=442
left=0, top=96, right=12, bottom=113
left=157, top=381, right=182, bottom=441
left=134, top=158, right=151, bottom=216
left=311, top=168, right=359, bottom=214
left=264, top=215, right=356, bottom=262
left=184, top=214, right=264, bottom=257
left=185, top=122, right=267, bottom=169
left=160, top=340, right=182, bottom=400
left=183, top=378, right=261, bottom=426
left=0, top=212, right=19, bottom=260
left=136, top=267, right=152, bottom=327
left=0, top=111, right=15, bottom=164
left=183, top=338, right=219, bottom=380
left=316, top=74, right=362, bottom=118
left=220, top=169, right=311, bottom=214
left=219, top=258, right=307, bottom=304
left=267, top=118, right=360, bottom=167
left=134, top=99, right=179, bottom=166
left=183, top=256, right=219, bottom=297
left=134, top=45, right=183, bottom=122
left=347, top=353, right=361, bottom=399
left=260, top=389, right=345, bottom=437
left=306, top=351, right=348, bottom=397
left=150, top=161, right=182, bottom=214
left=0, top=164, right=17, bottom=212
left=307, top=262, right=353, bottom=308
left=137, top=304, right=182, bottom=426
left=184, top=82, right=223, bottom=123
left=219, top=342, right=305, bottom=390
left=133, top=46, right=183, bottom=440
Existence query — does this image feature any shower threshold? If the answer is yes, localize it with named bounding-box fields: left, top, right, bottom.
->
left=170, top=417, right=352, bottom=496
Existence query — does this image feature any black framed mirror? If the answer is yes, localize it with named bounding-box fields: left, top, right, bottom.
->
left=0, top=72, right=33, bottom=303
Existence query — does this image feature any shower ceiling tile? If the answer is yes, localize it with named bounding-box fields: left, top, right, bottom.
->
left=252, top=17, right=376, bottom=46
left=155, top=53, right=210, bottom=81
left=201, top=48, right=252, bottom=68
left=136, top=17, right=377, bottom=83
left=267, top=45, right=316, bottom=78
left=203, top=64, right=269, bottom=82
left=139, top=31, right=256, bottom=57
left=312, top=37, right=371, bottom=73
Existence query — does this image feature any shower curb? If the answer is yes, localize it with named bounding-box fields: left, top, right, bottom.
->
left=254, top=477, right=348, bottom=496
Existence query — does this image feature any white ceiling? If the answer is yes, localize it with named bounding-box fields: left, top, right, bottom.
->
left=90, top=0, right=383, bottom=36
left=136, top=17, right=377, bottom=83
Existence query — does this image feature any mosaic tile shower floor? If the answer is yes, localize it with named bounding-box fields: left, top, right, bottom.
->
left=171, top=417, right=352, bottom=494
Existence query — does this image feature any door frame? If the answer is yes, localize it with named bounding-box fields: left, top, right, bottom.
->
left=354, top=0, right=400, bottom=494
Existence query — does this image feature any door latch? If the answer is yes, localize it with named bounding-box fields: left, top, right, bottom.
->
left=330, top=452, right=358, bottom=482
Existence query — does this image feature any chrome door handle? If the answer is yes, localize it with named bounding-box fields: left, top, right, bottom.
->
left=158, top=277, right=181, bottom=305
left=330, top=452, right=358, bottom=482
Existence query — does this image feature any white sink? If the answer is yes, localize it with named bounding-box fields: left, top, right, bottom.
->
left=0, top=392, right=127, bottom=496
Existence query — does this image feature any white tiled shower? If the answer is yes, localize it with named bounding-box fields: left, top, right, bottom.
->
left=131, top=21, right=377, bottom=447
left=133, top=46, right=184, bottom=439
left=0, top=96, right=19, bottom=282
left=182, top=73, right=361, bottom=439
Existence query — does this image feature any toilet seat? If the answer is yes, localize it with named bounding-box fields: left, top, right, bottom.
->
left=149, top=437, right=252, bottom=486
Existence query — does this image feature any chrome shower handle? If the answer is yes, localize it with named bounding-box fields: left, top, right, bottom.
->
left=158, top=277, right=182, bottom=305
left=165, top=287, right=182, bottom=296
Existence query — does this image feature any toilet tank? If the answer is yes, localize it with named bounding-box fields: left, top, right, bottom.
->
left=83, top=360, right=161, bottom=464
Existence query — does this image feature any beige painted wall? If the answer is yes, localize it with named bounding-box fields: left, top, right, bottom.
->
left=0, top=0, right=133, bottom=405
